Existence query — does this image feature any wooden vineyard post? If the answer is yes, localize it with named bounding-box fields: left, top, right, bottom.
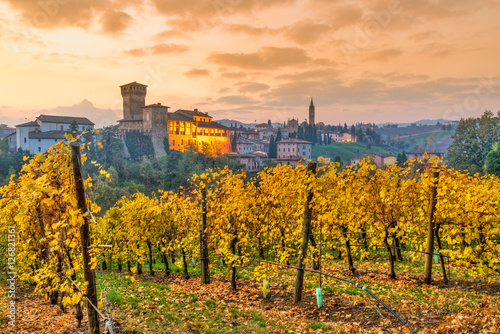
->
left=435, top=224, right=449, bottom=284
left=294, top=162, right=316, bottom=304
left=200, top=188, right=210, bottom=284
left=424, top=169, right=439, bottom=285
left=70, top=144, right=100, bottom=334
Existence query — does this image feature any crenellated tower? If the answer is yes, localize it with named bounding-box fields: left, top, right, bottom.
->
left=120, top=81, right=147, bottom=120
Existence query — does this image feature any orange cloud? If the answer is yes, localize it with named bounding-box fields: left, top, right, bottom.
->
left=236, top=81, right=270, bottom=93
left=184, top=68, right=211, bottom=77
left=100, top=10, right=133, bottom=35
left=125, top=48, right=146, bottom=57
left=150, top=43, right=190, bottom=55
left=215, top=95, right=258, bottom=105
left=363, top=48, right=403, bottom=62
left=224, top=23, right=278, bottom=36
left=207, top=47, right=310, bottom=69
left=152, top=0, right=294, bottom=31
left=1, top=0, right=142, bottom=32
left=284, top=20, right=331, bottom=44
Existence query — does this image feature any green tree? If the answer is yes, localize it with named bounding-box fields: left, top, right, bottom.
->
left=448, top=110, right=500, bottom=174
left=0, top=138, right=7, bottom=155
left=276, top=127, right=282, bottom=142
left=125, top=131, right=155, bottom=161
left=163, top=136, right=170, bottom=154
left=231, top=134, right=237, bottom=152
left=485, top=140, right=500, bottom=175
left=68, top=120, right=79, bottom=133
left=269, top=135, right=276, bottom=159
left=396, top=151, right=407, bottom=166
left=355, top=128, right=365, bottom=143
left=425, top=135, right=437, bottom=151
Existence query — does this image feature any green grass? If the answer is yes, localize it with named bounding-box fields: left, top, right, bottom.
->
left=5, top=246, right=497, bottom=333
left=400, top=129, right=455, bottom=143
left=312, top=142, right=395, bottom=163
left=97, top=271, right=289, bottom=333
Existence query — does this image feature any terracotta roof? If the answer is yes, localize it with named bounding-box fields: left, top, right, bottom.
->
left=28, top=130, right=66, bottom=139
left=236, top=138, right=254, bottom=144
left=371, top=153, right=397, bottom=157
left=235, top=154, right=259, bottom=159
left=197, top=121, right=229, bottom=130
left=167, top=113, right=193, bottom=122
left=37, top=115, right=94, bottom=126
left=117, top=118, right=143, bottom=122
left=143, top=103, right=169, bottom=108
left=15, top=121, right=39, bottom=127
left=277, top=138, right=312, bottom=144
left=278, top=155, right=302, bottom=161
left=120, top=81, right=147, bottom=87
left=176, top=109, right=213, bottom=119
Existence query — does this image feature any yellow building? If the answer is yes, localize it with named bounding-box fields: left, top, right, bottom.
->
left=117, top=82, right=230, bottom=156
left=168, top=109, right=230, bottom=154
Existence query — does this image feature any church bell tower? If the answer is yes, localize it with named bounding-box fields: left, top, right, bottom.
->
left=309, top=97, right=315, bottom=126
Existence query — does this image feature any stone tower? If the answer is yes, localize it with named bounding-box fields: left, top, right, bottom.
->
left=309, top=97, right=315, bottom=126
left=120, top=82, right=147, bottom=120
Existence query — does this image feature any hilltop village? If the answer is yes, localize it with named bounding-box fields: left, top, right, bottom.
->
left=3, top=81, right=454, bottom=173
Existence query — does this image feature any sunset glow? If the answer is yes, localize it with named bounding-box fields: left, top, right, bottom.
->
left=1, top=0, right=499, bottom=127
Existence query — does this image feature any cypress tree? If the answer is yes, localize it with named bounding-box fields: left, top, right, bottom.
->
left=269, top=135, right=276, bottom=159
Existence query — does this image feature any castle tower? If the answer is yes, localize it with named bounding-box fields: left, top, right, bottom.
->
left=120, top=82, right=147, bottom=120
left=309, top=97, right=315, bottom=126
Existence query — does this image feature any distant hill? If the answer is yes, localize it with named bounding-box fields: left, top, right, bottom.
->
left=378, top=118, right=459, bottom=127
left=215, top=119, right=283, bottom=129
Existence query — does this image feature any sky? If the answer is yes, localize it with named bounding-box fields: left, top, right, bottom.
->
left=1, top=0, right=500, bottom=128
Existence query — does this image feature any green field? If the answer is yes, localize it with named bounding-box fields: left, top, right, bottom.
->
left=312, top=142, right=396, bottom=164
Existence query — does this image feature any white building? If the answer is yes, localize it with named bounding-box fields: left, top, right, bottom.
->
left=258, top=128, right=277, bottom=140
left=236, top=138, right=269, bottom=154
left=15, top=115, right=94, bottom=154
left=323, top=132, right=357, bottom=143
left=226, top=151, right=267, bottom=172
left=277, top=138, right=312, bottom=163
left=236, top=138, right=255, bottom=154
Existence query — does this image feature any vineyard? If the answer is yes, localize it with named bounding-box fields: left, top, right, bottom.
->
left=1, top=136, right=500, bottom=333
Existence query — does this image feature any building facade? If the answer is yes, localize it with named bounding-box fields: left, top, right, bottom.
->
left=6, top=132, right=16, bottom=154
left=236, top=138, right=269, bottom=155
left=370, top=153, right=397, bottom=168
left=15, top=115, right=94, bottom=154
left=0, top=124, right=15, bottom=138
left=117, top=81, right=230, bottom=156
left=277, top=138, right=312, bottom=164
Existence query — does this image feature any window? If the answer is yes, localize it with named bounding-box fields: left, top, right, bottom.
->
left=38, top=139, right=41, bottom=142
left=173, top=140, right=175, bottom=146
left=54, top=139, right=57, bottom=142
left=24, top=138, right=26, bottom=143
left=38, top=147, right=41, bottom=152
left=61, top=125, right=63, bottom=130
